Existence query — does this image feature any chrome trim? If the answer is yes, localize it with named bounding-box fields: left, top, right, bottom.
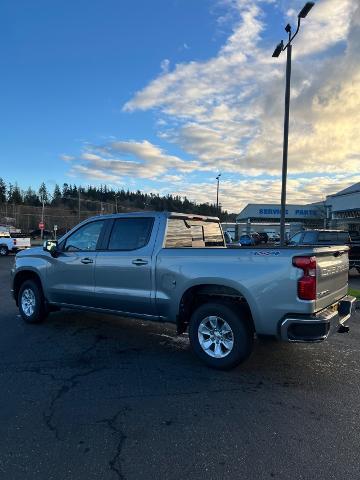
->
left=280, top=314, right=336, bottom=343
left=281, top=296, right=356, bottom=343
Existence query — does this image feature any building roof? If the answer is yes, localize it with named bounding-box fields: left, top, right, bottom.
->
left=329, top=182, right=360, bottom=198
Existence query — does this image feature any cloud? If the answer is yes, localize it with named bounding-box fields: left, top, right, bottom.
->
left=123, top=0, right=360, bottom=178
left=287, top=0, right=357, bottom=58
left=165, top=174, right=360, bottom=212
left=68, top=139, right=201, bottom=182
left=67, top=0, right=360, bottom=212
left=160, top=59, right=170, bottom=73
left=61, top=154, right=75, bottom=162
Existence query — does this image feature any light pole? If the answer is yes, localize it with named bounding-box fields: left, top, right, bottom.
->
left=78, top=188, right=81, bottom=221
left=272, top=2, right=315, bottom=246
left=216, top=173, right=221, bottom=215
left=41, top=197, right=45, bottom=241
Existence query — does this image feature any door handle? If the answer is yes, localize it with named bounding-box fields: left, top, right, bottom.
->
left=132, top=259, right=148, bottom=266
left=81, top=257, right=94, bottom=264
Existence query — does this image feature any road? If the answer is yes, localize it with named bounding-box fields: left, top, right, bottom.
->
left=1, top=255, right=360, bottom=480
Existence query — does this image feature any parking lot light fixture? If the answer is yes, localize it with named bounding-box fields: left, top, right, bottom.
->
left=298, top=2, right=315, bottom=18
left=272, top=40, right=283, bottom=58
left=272, top=2, right=315, bottom=246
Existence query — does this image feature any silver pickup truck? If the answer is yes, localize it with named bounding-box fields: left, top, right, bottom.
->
left=11, top=212, right=356, bottom=369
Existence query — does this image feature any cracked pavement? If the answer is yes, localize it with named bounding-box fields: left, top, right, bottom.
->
left=1, top=256, right=360, bottom=479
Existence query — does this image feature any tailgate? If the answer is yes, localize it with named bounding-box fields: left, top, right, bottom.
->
left=315, top=247, right=349, bottom=311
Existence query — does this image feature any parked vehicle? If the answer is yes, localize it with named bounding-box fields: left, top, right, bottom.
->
left=0, top=234, right=31, bottom=256
left=349, top=242, right=360, bottom=273
left=11, top=212, right=355, bottom=370
left=257, top=232, right=269, bottom=244
left=223, top=231, right=233, bottom=245
left=251, top=232, right=261, bottom=245
left=267, top=232, right=280, bottom=242
left=348, top=231, right=360, bottom=272
left=288, top=230, right=360, bottom=272
left=238, top=234, right=254, bottom=246
left=288, top=229, right=350, bottom=246
left=349, top=231, right=360, bottom=242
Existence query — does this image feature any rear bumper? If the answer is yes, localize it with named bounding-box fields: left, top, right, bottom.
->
left=280, top=296, right=357, bottom=343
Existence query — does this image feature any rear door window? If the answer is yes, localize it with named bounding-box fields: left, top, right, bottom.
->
left=108, top=218, right=154, bottom=251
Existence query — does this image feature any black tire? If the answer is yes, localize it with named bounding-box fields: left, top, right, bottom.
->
left=0, top=245, right=9, bottom=256
left=18, top=279, right=47, bottom=324
left=189, top=302, right=254, bottom=370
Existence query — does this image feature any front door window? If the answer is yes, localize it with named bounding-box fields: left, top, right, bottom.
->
left=64, top=221, right=104, bottom=252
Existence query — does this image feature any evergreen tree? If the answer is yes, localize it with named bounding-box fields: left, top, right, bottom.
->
left=0, top=178, right=6, bottom=203
left=62, top=183, right=69, bottom=198
left=23, top=187, right=40, bottom=206
left=52, top=184, right=62, bottom=204
left=38, top=182, right=49, bottom=203
left=8, top=183, right=22, bottom=204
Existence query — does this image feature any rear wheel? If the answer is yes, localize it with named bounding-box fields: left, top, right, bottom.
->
left=18, top=279, right=47, bottom=324
left=0, top=245, right=8, bottom=256
left=189, top=302, right=253, bottom=370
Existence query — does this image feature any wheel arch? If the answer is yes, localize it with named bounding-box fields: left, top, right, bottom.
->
left=176, top=283, right=255, bottom=334
left=13, top=269, right=44, bottom=306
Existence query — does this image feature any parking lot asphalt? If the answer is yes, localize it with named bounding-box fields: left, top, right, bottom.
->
left=1, top=255, right=360, bottom=480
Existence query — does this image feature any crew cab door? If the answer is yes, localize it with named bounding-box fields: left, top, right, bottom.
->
left=94, top=217, right=157, bottom=315
left=46, top=220, right=106, bottom=306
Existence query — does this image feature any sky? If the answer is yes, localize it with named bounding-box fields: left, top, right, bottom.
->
left=1, top=0, right=359, bottom=212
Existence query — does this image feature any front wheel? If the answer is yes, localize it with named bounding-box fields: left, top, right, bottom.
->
left=0, top=245, right=8, bottom=256
left=18, top=280, right=47, bottom=324
left=189, top=302, right=253, bottom=370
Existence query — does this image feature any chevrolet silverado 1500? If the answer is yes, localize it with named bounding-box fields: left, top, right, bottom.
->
left=11, top=212, right=356, bottom=369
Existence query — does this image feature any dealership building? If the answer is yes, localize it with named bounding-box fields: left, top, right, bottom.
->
left=325, top=182, right=360, bottom=231
left=224, top=182, right=360, bottom=239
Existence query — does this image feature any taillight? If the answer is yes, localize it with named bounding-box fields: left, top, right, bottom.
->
left=292, top=256, right=317, bottom=300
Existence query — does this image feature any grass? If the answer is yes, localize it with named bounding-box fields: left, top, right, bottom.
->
left=348, top=288, right=360, bottom=299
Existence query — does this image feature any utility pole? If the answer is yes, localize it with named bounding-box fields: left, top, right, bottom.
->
left=272, top=2, right=315, bottom=246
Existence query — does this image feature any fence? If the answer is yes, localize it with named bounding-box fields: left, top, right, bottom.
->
left=0, top=199, right=135, bottom=234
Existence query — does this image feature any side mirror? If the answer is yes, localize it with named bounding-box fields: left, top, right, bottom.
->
left=43, top=240, right=58, bottom=257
